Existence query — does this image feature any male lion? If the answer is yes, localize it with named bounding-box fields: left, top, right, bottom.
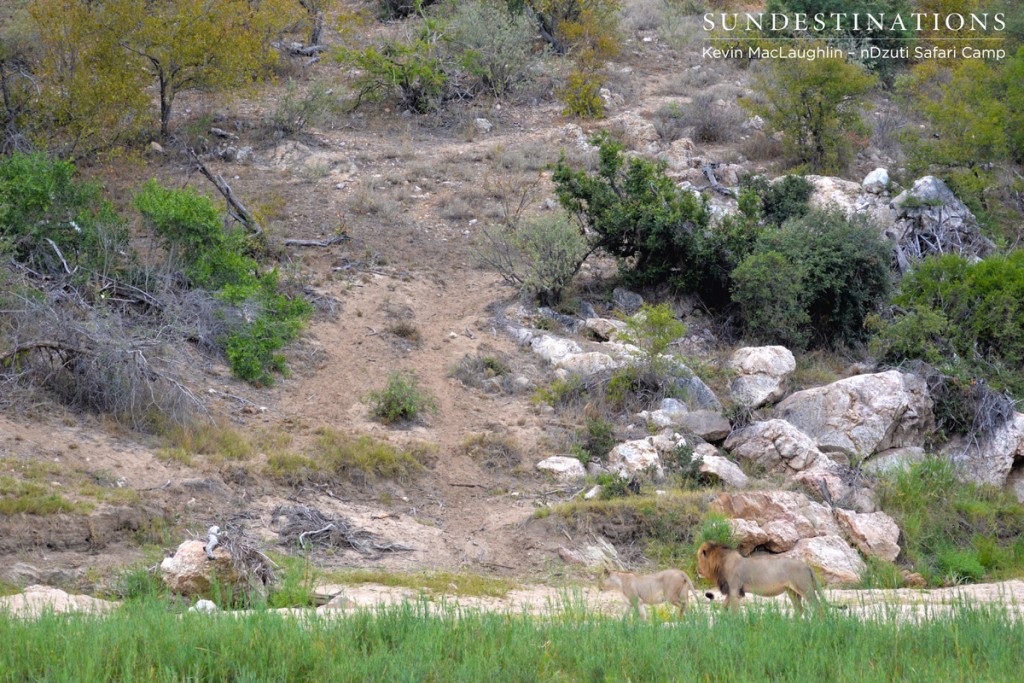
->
left=598, top=566, right=703, bottom=619
left=696, top=541, right=822, bottom=614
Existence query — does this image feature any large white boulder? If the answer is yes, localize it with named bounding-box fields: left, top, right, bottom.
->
left=724, top=419, right=827, bottom=472
left=727, top=346, right=796, bottom=408
left=776, top=371, right=934, bottom=459
left=862, top=168, right=889, bottom=194
left=536, top=456, right=586, bottom=481
left=556, top=352, right=620, bottom=377
left=781, top=535, right=866, bottom=585
left=942, top=412, right=1024, bottom=488
left=697, top=450, right=749, bottom=489
left=710, top=491, right=841, bottom=553
left=834, top=509, right=901, bottom=562
left=161, top=540, right=241, bottom=597
left=0, top=585, right=119, bottom=617
left=607, top=438, right=663, bottom=478
left=530, top=335, right=582, bottom=364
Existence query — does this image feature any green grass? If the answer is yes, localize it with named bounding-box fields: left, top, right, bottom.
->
left=1, top=602, right=1022, bottom=681
left=0, top=476, right=91, bottom=515
left=326, top=569, right=517, bottom=599
left=877, top=457, right=1024, bottom=586
left=543, top=490, right=728, bottom=579
left=313, top=428, right=430, bottom=480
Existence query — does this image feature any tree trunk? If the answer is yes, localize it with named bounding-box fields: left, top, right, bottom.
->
left=159, top=75, right=173, bottom=138
left=309, top=13, right=323, bottom=46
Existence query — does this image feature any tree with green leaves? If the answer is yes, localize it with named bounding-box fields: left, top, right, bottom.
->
left=745, top=54, right=876, bottom=174
left=112, top=0, right=291, bottom=137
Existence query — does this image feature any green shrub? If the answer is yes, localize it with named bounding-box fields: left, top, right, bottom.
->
left=533, top=374, right=589, bottom=409
left=741, top=174, right=814, bottom=228
left=449, top=0, right=538, bottom=99
left=342, top=18, right=451, bottom=113
left=877, top=457, right=1024, bottom=586
left=476, top=212, right=590, bottom=306
left=732, top=208, right=891, bottom=349
left=744, top=54, right=877, bottom=173
left=136, top=181, right=311, bottom=386
left=315, top=428, right=429, bottom=479
left=559, top=70, right=604, bottom=118
left=368, top=371, right=438, bottom=424
left=869, top=251, right=1024, bottom=397
left=552, top=135, right=711, bottom=290
left=573, top=416, right=616, bottom=464
left=0, top=152, right=126, bottom=275
left=618, top=303, right=687, bottom=365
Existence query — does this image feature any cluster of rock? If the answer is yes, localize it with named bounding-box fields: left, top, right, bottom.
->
left=518, top=291, right=1024, bottom=582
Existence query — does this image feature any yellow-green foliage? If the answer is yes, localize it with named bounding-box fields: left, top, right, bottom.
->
left=313, top=428, right=428, bottom=479
left=158, top=421, right=254, bottom=464
left=329, top=569, right=517, bottom=598
left=745, top=53, right=877, bottom=173
left=545, top=490, right=727, bottom=576
left=0, top=476, right=90, bottom=515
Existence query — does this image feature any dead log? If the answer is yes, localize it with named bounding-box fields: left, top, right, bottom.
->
left=282, top=235, right=349, bottom=248
left=180, top=142, right=261, bottom=236
left=702, top=163, right=736, bottom=198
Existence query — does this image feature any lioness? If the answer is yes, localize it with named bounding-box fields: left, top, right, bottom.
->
left=598, top=567, right=703, bottom=619
left=696, top=541, right=821, bottom=614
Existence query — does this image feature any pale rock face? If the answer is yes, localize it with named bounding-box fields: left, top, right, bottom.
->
left=677, top=410, right=732, bottom=442
left=584, top=318, right=625, bottom=341
left=942, top=412, right=1024, bottom=488
left=834, top=509, right=901, bottom=562
left=863, top=446, right=927, bottom=475
left=801, top=174, right=898, bottom=233
left=710, top=491, right=841, bottom=553
left=727, top=345, right=796, bottom=408
left=776, top=370, right=934, bottom=459
left=0, top=585, right=119, bottom=617
left=555, top=352, right=620, bottom=377
left=161, top=540, right=241, bottom=597
left=1006, top=467, right=1024, bottom=504
left=606, top=112, right=660, bottom=150
left=529, top=335, right=582, bottom=364
left=606, top=438, right=663, bottom=478
left=862, top=168, right=890, bottom=194
left=781, top=535, right=866, bottom=585
left=536, top=456, right=586, bottom=482
left=696, top=444, right=749, bottom=489
left=724, top=419, right=827, bottom=472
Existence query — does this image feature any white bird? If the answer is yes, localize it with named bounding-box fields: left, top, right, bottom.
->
left=204, top=525, right=220, bottom=560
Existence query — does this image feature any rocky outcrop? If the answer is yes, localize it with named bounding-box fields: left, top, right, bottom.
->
left=584, top=318, right=625, bottom=341
left=607, top=438, right=663, bottom=478
left=556, top=351, right=620, bottom=377
left=889, top=175, right=996, bottom=273
left=781, top=535, right=866, bottom=585
left=161, top=540, right=242, bottom=597
left=727, top=346, right=796, bottom=408
left=536, top=456, right=586, bottom=481
left=696, top=444, right=749, bottom=488
left=724, top=419, right=827, bottom=472
left=834, top=510, right=901, bottom=562
left=804, top=174, right=898, bottom=233
left=606, top=113, right=660, bottom=151
left=862, top=168, right=889, bottom=194
left=710, top=491, right=841, bottom=554
left=530, top=335, right=582, bottom=364
left=863, top=446, right=927, bottom=475
left=942, top=413, right=1024, bottom=488
left=676, top=410, right=731, bottom=442
left=776, top=370, right=934, bottom=460
left=0, top=585, right=119, bottom=617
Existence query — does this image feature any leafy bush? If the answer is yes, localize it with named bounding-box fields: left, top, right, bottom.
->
left=0, top=153, right=126, bottom=275
left=271, top=81, right=341, bottom=135
left=745, top=54, right=877, bottom=173
left=681, top=94, right=743, bottom=144
left=136, top=181, right=311, bottom=386
left=877, top=457, right=1024, bottom=586
left=449, top=0, right=538, bottom=99
left=476, top=212, right=590, bottom=306
left=740, top=174, right=814, bottom=228
left=732, top=209, right=891, bottom=349
left=376, top=0, right=439, bottom=19
left=869, top=251, right=1024, bottom=397
left=559, top=70, right=604, bottom=118
left=342, top=18, right=451, bottom=113
left=314, top=428, right=428, bottom=479
left=516, top=0, right=621, bottom=57
left=618, top=303, right=687, bottom=365
left=552, top=135, right=711, bottom=290
left=368, top=371, right=438, bottom=424
left=573, top=416, right=616, bottom=464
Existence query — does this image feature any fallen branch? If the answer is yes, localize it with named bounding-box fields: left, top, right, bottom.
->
left=0, top=340, right=80, bottom=366
left=274, top=42, right=329, bottom=57
left=272, top=504, right=414, bottom=554
left=179, top=141, right=260, bottom=236
left=282, top=235, right=349, bottom=248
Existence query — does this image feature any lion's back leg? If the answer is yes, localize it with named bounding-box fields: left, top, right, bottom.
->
left=785, top=588, right=803, bottom=615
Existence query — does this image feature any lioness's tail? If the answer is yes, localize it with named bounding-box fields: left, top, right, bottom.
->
left=810, top=569, right=847, bottom=612
left=683, top=573, right=707, bottom=607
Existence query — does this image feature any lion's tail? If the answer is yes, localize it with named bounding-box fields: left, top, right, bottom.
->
left=684, top=573, right=707, bottom=606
